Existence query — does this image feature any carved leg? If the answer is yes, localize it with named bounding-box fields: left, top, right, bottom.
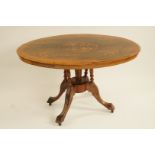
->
left=87, top=82, right=115, bottom=113
left=47, top=70, right=71, bottom=106
left=47, top=80, right=70, bottom=106
left=56, top=86, right=75, bottom=125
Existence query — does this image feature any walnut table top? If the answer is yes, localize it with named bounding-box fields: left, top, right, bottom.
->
left=17, top=34, right=140, bottom=69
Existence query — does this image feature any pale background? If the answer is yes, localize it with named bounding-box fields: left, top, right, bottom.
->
left=0, top=26, right=155, bottom=128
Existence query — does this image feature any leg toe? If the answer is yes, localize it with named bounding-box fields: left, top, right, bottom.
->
left=56, top=114, right=64, bottom=125
left=105, top=103, right=115, bottom=113
left=47, top=97, right=56, bottom=105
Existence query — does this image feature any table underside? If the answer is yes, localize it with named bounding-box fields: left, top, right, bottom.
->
left=47, top=69, right=115, bottom=125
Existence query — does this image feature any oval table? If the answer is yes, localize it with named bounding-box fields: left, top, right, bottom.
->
left=17, top=34, right=140, bottom=125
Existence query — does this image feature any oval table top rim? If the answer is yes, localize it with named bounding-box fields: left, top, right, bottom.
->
left=18, top=53, right=139, bottom=69
left=17, top=34, right=140, bottom=69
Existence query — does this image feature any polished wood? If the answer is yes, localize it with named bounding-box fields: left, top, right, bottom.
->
left=47, top=79, right=70, bottom=106
left=17, top=34, right=140, bottom=125
left=87, top=82, right=114, bottom=113
left=17, top=34, right=140, bottom=69
left=56, top=85, right=75, bottom=126
left=84, top=69, right=88, bottom=77
left=47, top=69, right=115, bottom=125
left=90, top=69, right=94, bottom=82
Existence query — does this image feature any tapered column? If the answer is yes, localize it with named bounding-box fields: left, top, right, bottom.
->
left=75, top=69, right=82, bottom=84
left=84, top=69, right=88, bottom=77
left=90, top=69, right=94, bottom=82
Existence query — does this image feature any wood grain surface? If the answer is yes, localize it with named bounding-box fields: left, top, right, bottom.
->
left=17, top=34, right=140, bottom=69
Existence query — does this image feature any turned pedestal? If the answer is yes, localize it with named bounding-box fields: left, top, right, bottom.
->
left=47, top=69, right=114, bottom=125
